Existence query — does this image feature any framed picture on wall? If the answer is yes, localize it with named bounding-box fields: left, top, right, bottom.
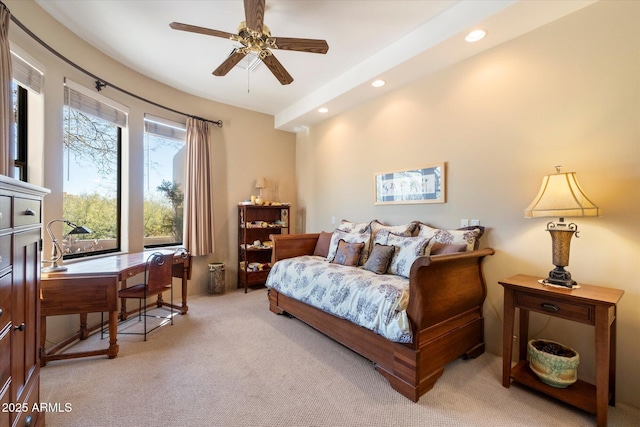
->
left=374, top=162, right=446, bottom=205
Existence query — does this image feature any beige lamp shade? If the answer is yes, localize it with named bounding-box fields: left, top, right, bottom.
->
left=524, top=171, right=599, bottom=219
left=255, top=177, right=266, bottom=189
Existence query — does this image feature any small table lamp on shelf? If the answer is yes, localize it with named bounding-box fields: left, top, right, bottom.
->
left=524, top=166, right=599, bottom=288
left=42, top=219, right=92, bottom=272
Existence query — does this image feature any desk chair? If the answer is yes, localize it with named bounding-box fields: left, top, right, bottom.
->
left=117, top=251, right=175, bottom=341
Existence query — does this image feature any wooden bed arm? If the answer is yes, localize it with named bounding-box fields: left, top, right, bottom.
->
left=271, top=233, right=320, bottom=263
left=407, top=248, right=495, bottom=343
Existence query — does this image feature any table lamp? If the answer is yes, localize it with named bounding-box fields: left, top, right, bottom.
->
left=524, top=166, right=599, bottom=288
left=42, top=219, right=93, bottom=272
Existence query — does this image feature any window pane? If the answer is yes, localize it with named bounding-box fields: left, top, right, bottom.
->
left=144, top=128, right=185, bottom=247
left=63, top=106, right=121, bottom=258
left=12, top=81, right=28, bottom=182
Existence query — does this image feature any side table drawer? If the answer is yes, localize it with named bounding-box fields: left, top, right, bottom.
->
left=516, top=292, right=593, bottom=325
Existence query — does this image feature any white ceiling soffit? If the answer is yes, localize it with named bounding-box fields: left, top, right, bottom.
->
left=33, top=1, right=597, bottom=133
left=277, top=0, right=597, bottom=132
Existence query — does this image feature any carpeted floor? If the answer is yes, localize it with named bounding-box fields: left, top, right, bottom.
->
left=40, top=288, right=639, bottom=427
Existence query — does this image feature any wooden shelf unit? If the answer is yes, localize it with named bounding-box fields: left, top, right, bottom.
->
left=237, top=204, right=289, bottom=292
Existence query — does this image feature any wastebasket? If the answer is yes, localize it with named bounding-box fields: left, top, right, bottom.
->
left=208, top=263, right=225, bottom=295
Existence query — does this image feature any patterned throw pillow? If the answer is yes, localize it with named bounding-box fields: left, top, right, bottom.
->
left=416, top=223, right=483, bottom=252
left=326, top=229, right=371, bottom=265
left=330, top=240, right=364, bottom=267
left=370, top=220, right=417, bottom=246
left=387, top=234, right=432, bottom=278
left=363, top=244, right=396, bottom=274
left=337, top=219, right=371, bottom=234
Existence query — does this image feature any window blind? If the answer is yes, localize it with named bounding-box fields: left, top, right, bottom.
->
left=11, top=50, right=43, bottom=94
left=64, top=79, right=128, bottom=127
left=144, top=114, right=186, bottom=141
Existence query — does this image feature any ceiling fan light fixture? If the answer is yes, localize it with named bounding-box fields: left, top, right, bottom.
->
left=371, top=79, right=386, bottom=88
left=465, top=29, right=487, bottom=43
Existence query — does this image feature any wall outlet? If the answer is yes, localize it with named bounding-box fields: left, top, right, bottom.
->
left=461, top=219, right=469, bottom=227
left=471, top=219, right=480, bottom=226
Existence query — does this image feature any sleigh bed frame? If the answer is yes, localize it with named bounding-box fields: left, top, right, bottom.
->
left=267, top=233, right=494, bottom=402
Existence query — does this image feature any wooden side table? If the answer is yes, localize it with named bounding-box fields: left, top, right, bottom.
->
left=499, top=274, right=624, bottom=427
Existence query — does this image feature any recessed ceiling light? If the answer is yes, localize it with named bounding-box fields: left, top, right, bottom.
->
left=465, top=29, right=487, bottom=43
left=318, top=107, right=328, bottom=113
left=371, top=79, right=386, bottom=87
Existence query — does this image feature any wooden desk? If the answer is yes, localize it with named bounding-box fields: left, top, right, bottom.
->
left=40, top=250, right=191, bottom=364
left=499, top=274, right=624, bottom=427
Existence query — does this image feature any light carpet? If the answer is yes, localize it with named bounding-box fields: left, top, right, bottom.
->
left=40, top=288, right=639, bottom=427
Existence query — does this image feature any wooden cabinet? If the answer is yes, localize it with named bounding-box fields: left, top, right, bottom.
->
left=0, top=176, right=48, bottom=427
left=237, top=204, right=289, bottom=292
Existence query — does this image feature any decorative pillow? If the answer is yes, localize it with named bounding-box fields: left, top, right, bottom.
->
left=387, top=234, right=432, bottom=278
left=330, top=240, right=364, bottom=267
left=313, top=231, right=333, bottom=257
left=337, top=219, right=371, bottom=234
left=326, top=229, right=371, bottom=265
left=416, top=223, right=484, bottom=251
left=363, top=244, right=396, bottom=274
left=430, top=242, right=467, bottom=255
left=370, top=220, right=417, bottom=246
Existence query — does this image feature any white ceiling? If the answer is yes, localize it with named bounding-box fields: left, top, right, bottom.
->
left=35, top=0, right=596, bottom=132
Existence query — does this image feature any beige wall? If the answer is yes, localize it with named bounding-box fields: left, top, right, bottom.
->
left=297, top=1, right=639, bottom=408
left=7, top=1, right=296, bottom=340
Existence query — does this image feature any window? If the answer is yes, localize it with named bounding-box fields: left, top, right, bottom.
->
left=11, top=49, right=43, bottom=181
left=11, top=82, right=27, bottom=181
left=143, top=115, right=186, bottom=248
left=62, top=80, right=127, bottom=259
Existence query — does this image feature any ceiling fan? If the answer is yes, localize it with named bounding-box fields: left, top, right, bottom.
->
left=169, top=0, right=329, bottom=85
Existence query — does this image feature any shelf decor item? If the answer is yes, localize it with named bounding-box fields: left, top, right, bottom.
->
left=528, top=339, right=580, bottom=388
left=524, top=166, right=599, bottom=288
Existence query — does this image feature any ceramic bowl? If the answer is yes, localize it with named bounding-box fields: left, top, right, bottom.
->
left=527, top=339, right=579, bottom=388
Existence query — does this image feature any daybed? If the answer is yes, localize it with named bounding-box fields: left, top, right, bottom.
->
left=266, top=220, right=494, bottom=402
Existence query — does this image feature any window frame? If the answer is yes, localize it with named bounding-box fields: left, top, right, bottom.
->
left=62, top=80, right=128, bottom=260
left=142, top=114, right=186, bottom=249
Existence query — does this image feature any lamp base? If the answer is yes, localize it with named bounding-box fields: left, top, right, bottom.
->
left=42, top=265, right=68, bottom=273
left=544, top=266, right=577, bottom=288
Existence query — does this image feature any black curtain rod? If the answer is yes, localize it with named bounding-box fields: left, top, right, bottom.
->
left=9, top=13, right=223, bottom=128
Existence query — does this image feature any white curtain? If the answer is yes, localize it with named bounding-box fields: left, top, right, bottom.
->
left=183, top=117, right=215, bottom=256
left=0, top=2, right=13, bottom=176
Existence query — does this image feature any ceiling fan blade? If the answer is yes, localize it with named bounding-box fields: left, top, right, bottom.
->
left=272, top=37, right=329, bottom=54
left=244, top=0, right=265, bottom=34
left=261, top=54, right=294, bottom=85
left=213, top=50, right=247, bottom=76
left=170, top=22, right=236, bottom=40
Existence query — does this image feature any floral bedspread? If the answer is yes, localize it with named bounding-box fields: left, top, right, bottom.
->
left=266, top=255, right=413, bottom=343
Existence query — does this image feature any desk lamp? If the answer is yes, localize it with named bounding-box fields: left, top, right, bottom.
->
left=524, top=166, right=599, bottom=288
left=42, top=219, right=92, bottom=272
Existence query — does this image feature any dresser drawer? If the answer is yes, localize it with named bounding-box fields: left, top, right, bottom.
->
left=14, top=197, right=41, bottom=227
left=516, top=291, right=593, bottom=325
left=0, top=235, right=10, bottom=271
left=0, top=196, right=10, bottom=229
left=0, top=272, right=10, bottom=332
left=0, top=324, right=10, bottom=401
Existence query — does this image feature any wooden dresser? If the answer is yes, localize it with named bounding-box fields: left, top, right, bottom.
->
left=0, top=176, right=48, bottom=427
